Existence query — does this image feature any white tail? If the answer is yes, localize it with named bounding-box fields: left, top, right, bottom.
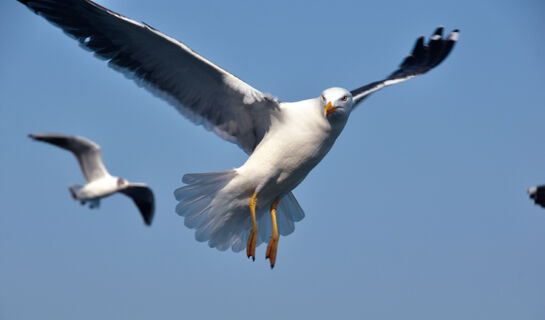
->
left=68, top=184, right=84, bottom=199
left=174, top=171, right=305, bottom=252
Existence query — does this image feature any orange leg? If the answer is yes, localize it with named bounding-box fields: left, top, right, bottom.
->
left=246, top=193, right=258, bottom=261
left=266, top=198, right=280, bottom=268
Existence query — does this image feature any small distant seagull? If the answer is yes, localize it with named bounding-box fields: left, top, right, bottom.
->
left=29, top=133, right=155, bottom=226
left=527, top=185, right=545, bottom=208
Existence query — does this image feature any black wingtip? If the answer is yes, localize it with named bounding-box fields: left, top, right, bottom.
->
left=350, top=26, right=459, bottom=104
left=141, top=207, right=155, bottom=226
left=28, top=133, right=44, bottom=141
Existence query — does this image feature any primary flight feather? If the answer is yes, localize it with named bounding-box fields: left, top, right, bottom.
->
left=19, top=0, right=458, bottom=268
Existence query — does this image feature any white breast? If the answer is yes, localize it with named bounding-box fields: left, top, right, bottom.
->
left=237, top=98, right=344, bottom=200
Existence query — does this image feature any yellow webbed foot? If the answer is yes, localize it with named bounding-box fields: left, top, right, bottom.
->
left=265, top=234, right=278, bottom=268
left=246, top=193, right=258, bottom=261
left=265, top=198, right=280, bottom=268
left=247, top=225, right=257, bottom=261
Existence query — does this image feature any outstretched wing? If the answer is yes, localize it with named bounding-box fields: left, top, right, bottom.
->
left=29, top=132, right=108, bottom=182
left=119, top=183, right=155, bottom=226
left=351, top=27, right=459, bottom=107
left=18, top=0, right=280, bottom=154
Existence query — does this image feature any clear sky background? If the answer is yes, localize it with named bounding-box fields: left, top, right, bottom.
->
left=1, top=0, right=545, bottom=319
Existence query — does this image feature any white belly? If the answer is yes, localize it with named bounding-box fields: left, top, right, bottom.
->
left=78, top=176, right=118, bottom=199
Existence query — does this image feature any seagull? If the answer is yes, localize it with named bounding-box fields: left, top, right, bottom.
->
left=29, top=133, right=155, bottom=226
left=527, top=186, right=545, bottom=209
left=19, top=0, right=458, bottom=267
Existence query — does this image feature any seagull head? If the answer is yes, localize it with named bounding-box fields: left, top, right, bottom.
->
left=320, top=87, right=353, bottom=119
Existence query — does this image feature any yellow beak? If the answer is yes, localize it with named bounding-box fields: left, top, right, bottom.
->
left=324, top=101, right=341, bottom=117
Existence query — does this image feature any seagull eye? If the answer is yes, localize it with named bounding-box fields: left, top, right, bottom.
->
left=321, top=95, right=326, bottom=101
left=342, top=95, right=348, bottom=102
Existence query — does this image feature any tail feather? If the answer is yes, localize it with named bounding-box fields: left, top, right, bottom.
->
left=277, top=209, right=294, bottom=236
left=254, top=192, right=304, bottom=239
left=194, top=207, right=219, bottom=241
left=176, top=191, right=219, bottom=230
left=88, top=198, right=100, bottom=209
left=174, top=170, right=306, bottom=252
left=175, top=170, right=239, bottom=246
left=69, top=184, right=84, bottom=199
left=276, top=192, right=305, bottom=236
left=181, top=203, right=212, bottom=229
left=208, top=213, right=247, bottom=251
left=174, top=181, right=227, bottom=202
left=257, top=210, right=273, bottom=244
left=280, top=192, right=305, bottom=222
left=182, top=172, right=235, bottom=185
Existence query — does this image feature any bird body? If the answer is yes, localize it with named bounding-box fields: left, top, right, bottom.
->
left=71, top=175, right=119, bottom=200
left=175, top=88, right=352, bottom=253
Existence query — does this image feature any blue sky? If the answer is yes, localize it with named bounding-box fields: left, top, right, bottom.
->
left=1, top=0, right=545, bottom=319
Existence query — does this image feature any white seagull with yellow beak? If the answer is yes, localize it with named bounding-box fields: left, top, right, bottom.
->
left=18, top=0, right=459, bottom=268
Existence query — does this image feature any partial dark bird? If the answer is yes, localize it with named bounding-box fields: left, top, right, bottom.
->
left=527, top=186, right=545, bottom=208
left=29, top=133, right=155, bottom=226
left=19, top=0, right=458, bottom=267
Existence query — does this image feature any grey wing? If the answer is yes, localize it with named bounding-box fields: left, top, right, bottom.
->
left=29, top=132, right=108, bottom=182
left=18, top=0, right=280, bottom=154
left=351, top=27, right=459, bottom=107
left=119, top=184, right=155, bottom=226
